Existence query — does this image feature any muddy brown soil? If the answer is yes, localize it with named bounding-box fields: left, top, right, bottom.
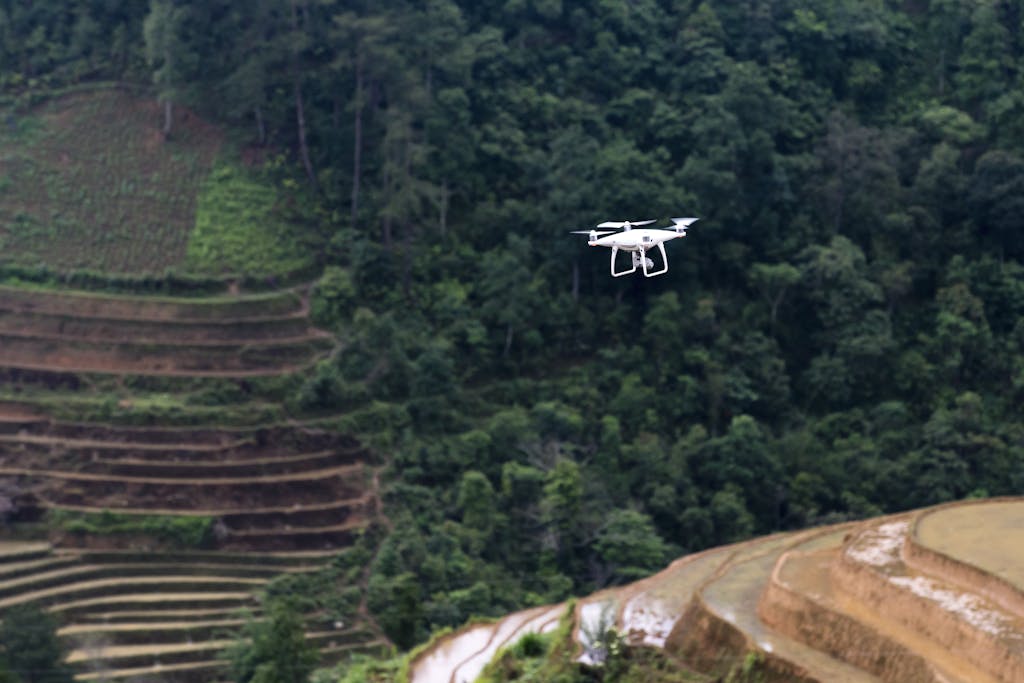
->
left=0, top=433, right=365, bottom=463
left=48, top=423, right=358, bottom=447
left=0, top=309, right=317, bottom=344
left=0, top=333, right=332, bottom=375
left=760, top=548, right=940, bottom=683
left=0, top=402, right=48, bottom=421
left=21, top=465, right=367, bottom=509
left=0, top=286, right=305, bottom=321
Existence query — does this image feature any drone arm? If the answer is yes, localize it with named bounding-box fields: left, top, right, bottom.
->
left=642, top=243, right=669, bottom=277
left=610, top=246, right=637, bottom=277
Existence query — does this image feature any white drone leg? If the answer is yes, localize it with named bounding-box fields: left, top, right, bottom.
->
left=611, top=246, right=637, bottom=277
left=643, top=243, right=669, bottom=277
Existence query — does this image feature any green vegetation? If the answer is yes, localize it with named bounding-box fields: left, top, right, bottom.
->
left=4, top=0, right=1024, bottom=677
left=476, top=632, right=560, bottom=683
left=47, top=509, right=215, bottom=548
left=311, top=656, right=403, bottom=683
left=0, top=603, right=74, bottom=683
left=476, top=604, right=711, bottom=683
left=263, top=537, right=380, bottom=624
left=223, top=599, right=320, bottom=683
left=0, top=387, right=287, bottom=427
left=186, top=161, right=321, bottom=278
left=0, top=262, right=228, bottom=296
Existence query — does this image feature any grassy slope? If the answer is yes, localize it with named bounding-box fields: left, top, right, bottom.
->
left=186, top=163, right=318, bottom=277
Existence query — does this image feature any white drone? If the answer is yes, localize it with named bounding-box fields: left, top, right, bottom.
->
left=572, top=217, right=699, bottom=277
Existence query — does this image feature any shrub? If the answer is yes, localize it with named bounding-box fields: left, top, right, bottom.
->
left=48, top=509, right=215, bottom=548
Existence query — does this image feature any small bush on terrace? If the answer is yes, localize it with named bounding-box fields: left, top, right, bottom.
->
left=48, top=509, right=214, bottom=548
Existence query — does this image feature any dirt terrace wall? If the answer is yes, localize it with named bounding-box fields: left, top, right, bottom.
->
left=0, top=286, right=304, bottom=320
left=35, top=470, right=367, bottom=509
left=49, top=423, right=361, bottom=450
left=906, top=500, right=1024, bottom=620
left=0, top=402, right=47, bottom=420
left=666, top=593, right=816, bottom=683
left=759, top=551, right=938, bottom=683
left=0, top=333, right=330, bottom=374
left=833, top=539, right=1024, bottom=682
left=666, top=596, right=747, bottom=675
left=0, top=309, right=314, bottom=343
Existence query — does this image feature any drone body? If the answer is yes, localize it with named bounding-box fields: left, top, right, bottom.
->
left=572, top=217, right=698, bottom=277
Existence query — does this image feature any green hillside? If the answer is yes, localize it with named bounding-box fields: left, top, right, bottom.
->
left=3, top=1, right=1024, bottom=681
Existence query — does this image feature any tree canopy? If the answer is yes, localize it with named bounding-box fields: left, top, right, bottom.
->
left=4, top=0, right=1024, bottom=654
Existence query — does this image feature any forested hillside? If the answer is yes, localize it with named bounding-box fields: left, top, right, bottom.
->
left=3, top=0, right=1024, bottom=658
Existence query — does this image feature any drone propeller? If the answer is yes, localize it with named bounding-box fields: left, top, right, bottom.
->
left=669, top=217, right=699, bottom=234
left=571, top=229, right=615, bottom=237
left=597, top=219, right=656, bottom=229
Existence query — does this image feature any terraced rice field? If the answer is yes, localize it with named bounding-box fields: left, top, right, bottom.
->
left=0, top=285, right=330, bottom=377
left=410, top=605, right=565, bottom=683
left=411, top=498, right=1024, bottom=683
left=0, top=284, right=383, bottom=679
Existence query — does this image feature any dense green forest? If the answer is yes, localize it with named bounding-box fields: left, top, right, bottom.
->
left=4, top=0, right=1024, bottom=661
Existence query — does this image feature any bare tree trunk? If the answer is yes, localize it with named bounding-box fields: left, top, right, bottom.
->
left=351, top=55, right=364, bottom=228
left=938, top=48, right=946, bottom=96
left=254, top=105, right=266, bottom=146
left=503, top=325, right=514, bottom=358
left=439, top=179, right=449, bottom=238
left=290, top=0, right=317, bottom=190
left=381, top=143, right=393, bottom=248
left=293, top=79, right=317, bottom=188
left=162, top=99, right=173, bottom=137
left=401, top=228, right=413, bottom=300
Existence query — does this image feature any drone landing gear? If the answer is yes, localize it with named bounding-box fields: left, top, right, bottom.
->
left=610, top=244, right=668, bottom=277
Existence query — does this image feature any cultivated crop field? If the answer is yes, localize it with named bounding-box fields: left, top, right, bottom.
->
left=0, top=88, right=221, bottom=273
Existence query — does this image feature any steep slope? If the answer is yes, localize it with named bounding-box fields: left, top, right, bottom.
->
left=0, top=284, right=383, bottom=680
left=411, top=499, right=1024, bottom=683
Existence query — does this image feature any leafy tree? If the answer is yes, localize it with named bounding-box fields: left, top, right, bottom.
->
left=927, top=280, right=995, bottom=389
left=693, top=415, right=784, bottom=531
left=14, top=0, right=1024, bottom=656
left=224, top=600, right=319, bottom=683
left=0, top=604, right=73, bottom=683
left=143, top=0, right=193, bottom=136
left=479, top=235, right=543, bottom=358
left=219, top=0, right=288, bottom=145
left=593, top=508, right=669, bottom=584
left=457, top=470, right=498, bottom=537
left=955, top=0, right=1013, bottom=111
left=709, top=485, right=756, bottom=545
left=540, top=459, right=584, bottom=576
left=750, top=262, right=801, bottom=331
left=968, top=150, right=1024, bottom=260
